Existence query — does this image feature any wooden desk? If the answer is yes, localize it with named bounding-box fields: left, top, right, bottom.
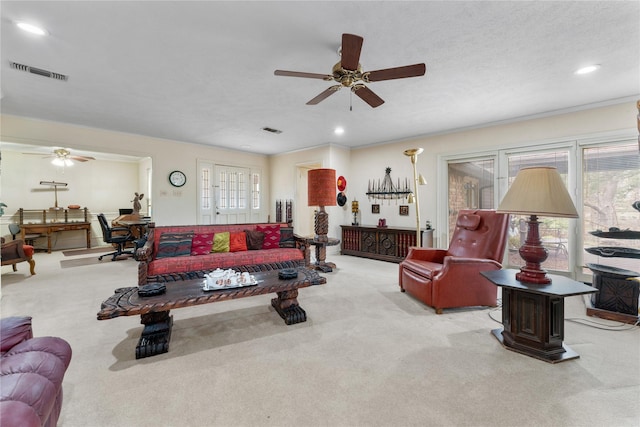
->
left=482, top=269, right=598, bottom=363
left=19, top=208, right=91, bottom=253
left=21, top=222, right=91, bottom=254
left=114, top=219, right=150, bottom=239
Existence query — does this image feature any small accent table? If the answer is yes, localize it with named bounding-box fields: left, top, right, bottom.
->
left=481, top=269, right=598, bottom=363
left=306, top=237, right=340, bottom=272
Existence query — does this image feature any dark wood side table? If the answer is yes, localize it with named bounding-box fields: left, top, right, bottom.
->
left=306, top=237, right=340, bottom=272
left=481, top=269, right=598, bottom=363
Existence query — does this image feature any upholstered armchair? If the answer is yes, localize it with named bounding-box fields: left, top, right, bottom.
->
left=1, top=238, right=36, bottom=275
left=399, top=209, right=509, bottom=314
left=0, top=316, right=72, bottom=427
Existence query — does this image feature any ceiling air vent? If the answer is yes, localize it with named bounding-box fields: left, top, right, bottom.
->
left=10, top=61, right=68, bottom=81
left=262, top=127, right=282, bottom=134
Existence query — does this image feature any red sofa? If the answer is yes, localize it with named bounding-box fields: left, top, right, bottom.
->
left=0, top=316, right=72, bottom=427
left=399, top=209, right=510, bottom=314
left=135, top=223, right=310, bottom=285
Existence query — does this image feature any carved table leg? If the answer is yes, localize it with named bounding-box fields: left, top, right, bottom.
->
left=271, top=289, right=307, bottom=325
left=313, top=244, right=336, bottom=272
left=136, top=311, right=173, bottom=359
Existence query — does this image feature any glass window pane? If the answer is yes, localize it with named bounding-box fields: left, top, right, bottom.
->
left=238, top=172, right=246, bottom=209
left=506, top=151, right=570, bottom=272
left=252, top=173, right=261, bottom=209
left=201, top=168, right=210, bottom=210
left=219, top=171, right=227, bottom=209
left=582, top=143, right=640, bottom=273
left=447, top=158, right=495, bottom=237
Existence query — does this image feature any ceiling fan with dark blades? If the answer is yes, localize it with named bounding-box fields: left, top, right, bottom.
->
left=274, top=33, right=426, bottom=108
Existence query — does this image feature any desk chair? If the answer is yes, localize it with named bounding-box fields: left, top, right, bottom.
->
left=97, top=213, right=135, bottom=261
left=8, top=223, right=43, bottom=248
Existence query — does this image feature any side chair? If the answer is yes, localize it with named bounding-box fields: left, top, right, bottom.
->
left=1, top=238, right=36, bottom=275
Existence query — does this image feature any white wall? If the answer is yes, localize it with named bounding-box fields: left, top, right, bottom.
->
left=2, top=100, right=636, bottom=253
left=1, top=114, right=270, bottom=227
left=347, top=101, right=637, bottom=245
left=270, top=144, right=350, bottom=241
left=0, top=149, right=143, bottom=249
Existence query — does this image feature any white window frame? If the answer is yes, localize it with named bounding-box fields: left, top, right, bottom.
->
left=438, top=131, right=637, bottom=281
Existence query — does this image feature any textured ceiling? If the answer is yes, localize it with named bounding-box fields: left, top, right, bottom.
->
left=1, top=1, right=639, bottom=156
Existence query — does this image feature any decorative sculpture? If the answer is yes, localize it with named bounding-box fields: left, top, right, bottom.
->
left=132, top=192, right=144, bottom=215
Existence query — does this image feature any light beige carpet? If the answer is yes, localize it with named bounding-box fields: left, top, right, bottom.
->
left=60, top=254, right=133, bottom=268
left=1, top=251, right=639, bottom=427
left=62, top=247, right=114, bottom=257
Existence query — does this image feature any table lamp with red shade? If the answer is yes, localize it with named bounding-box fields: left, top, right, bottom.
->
left=307, top=168, right=337, bottom=243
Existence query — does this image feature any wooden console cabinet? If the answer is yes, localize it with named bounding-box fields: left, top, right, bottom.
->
left=341, top=225, right=421, bottom=263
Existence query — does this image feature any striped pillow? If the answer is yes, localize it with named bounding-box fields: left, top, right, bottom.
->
left=156, top=232, right=193, bottom=259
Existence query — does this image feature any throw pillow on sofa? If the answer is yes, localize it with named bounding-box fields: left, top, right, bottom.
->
left=191, top=232, right=214, bottom=255
left=212, top=232, right=230, bottom=253
left=157, top=232, right=193, bottom=259
left=245, top=230, right=265, bottom=250
left=256, top=224, right=280, bottom=249
left=229, top=231, right=248, bottom=252
left=279, top=227, right=295, bottom=248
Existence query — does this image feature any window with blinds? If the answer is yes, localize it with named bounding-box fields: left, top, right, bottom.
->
left=505, top=150, right=571, bottom=272
left=582, top=143, right=640, bottom=273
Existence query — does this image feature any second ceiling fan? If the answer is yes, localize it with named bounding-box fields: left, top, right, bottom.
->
left=274, top=33, right=426, bottom=108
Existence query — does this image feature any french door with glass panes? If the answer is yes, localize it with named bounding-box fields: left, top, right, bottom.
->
left=197, top=161, right=262, bottom=225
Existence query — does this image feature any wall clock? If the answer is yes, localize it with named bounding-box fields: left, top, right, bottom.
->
left=169, top=170, right=186, bottom=187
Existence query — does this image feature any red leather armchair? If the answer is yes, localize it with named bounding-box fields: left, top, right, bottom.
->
left=399, top=209, right=510, bottom=314
left=0, top=316, right=72, bottom=427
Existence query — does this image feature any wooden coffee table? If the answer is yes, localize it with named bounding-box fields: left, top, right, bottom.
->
left=97, top=267, right=325, bottom=358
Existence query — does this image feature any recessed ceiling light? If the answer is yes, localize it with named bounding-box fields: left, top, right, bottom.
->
left=334, top=127, right=345, bottom=135
left=16, top=22, right=47, bottom=36
left=574, top=64, right=601, bottom=75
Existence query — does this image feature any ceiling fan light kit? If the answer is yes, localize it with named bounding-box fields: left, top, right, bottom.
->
left=275, top=33, right=426, bottom=108
left=52, top=157, right=73, bottom=167
left=48, top=148, right=95, bottom=166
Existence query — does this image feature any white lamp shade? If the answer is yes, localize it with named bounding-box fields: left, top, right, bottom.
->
left=497, top=166, right=578, bottom=218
